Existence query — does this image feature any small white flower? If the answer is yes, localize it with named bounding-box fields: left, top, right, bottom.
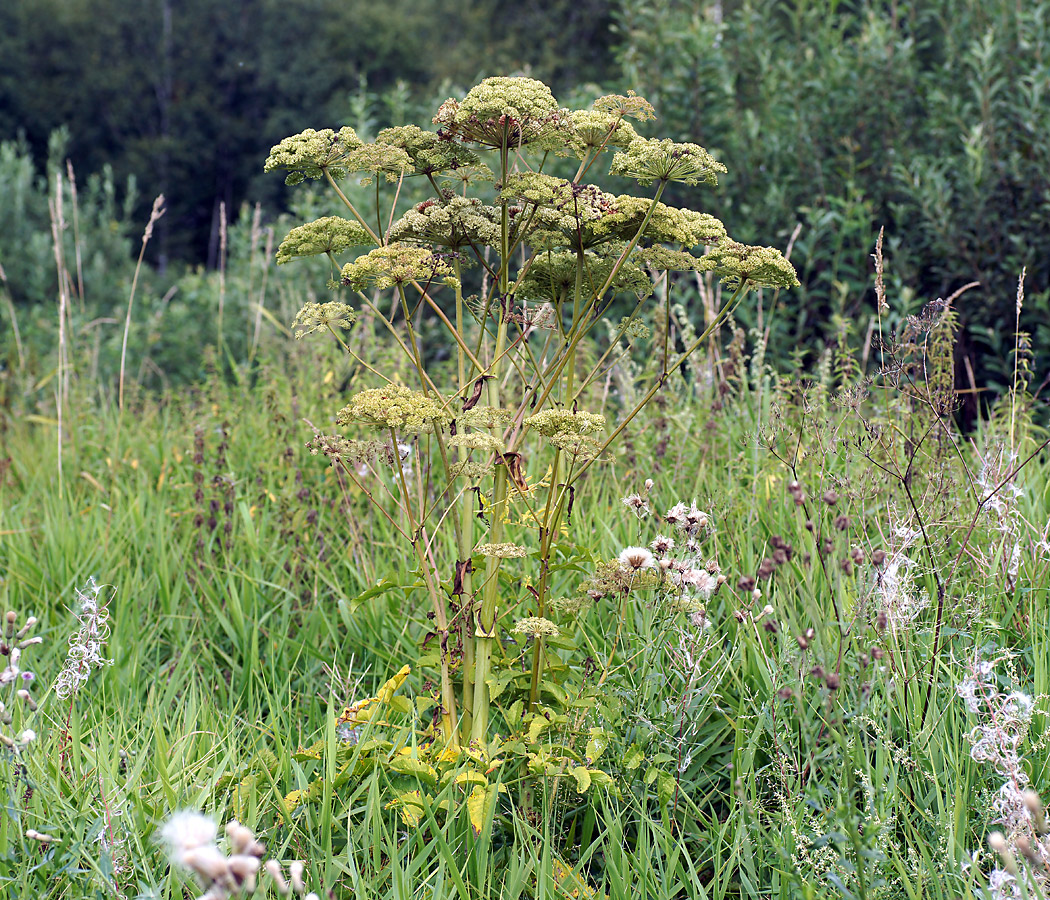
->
left=618, top=546, right=655, bottom=570
left=621, top=493, right=650, bottom=518
left=650, top=535, right=674, bottom=553
left=161, top=811, right=218, bottom=867
left=664, top=502, right=689, bottom=528
left=17, top=729, right=35, bottom=746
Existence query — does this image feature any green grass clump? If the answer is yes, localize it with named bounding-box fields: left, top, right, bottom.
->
left=1, top=300, right=1048, bottom=900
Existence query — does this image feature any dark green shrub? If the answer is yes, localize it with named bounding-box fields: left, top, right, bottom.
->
left=616, top=0, right=1050, bottom=395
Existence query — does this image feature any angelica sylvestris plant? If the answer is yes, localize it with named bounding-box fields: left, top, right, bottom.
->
left=267, top=76, right=797, bottom=748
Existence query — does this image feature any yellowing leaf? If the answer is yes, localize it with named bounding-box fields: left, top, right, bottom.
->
left=657, top=772, right=677, bottom=807
left=584, top=728, right=610, bottom=764
left=466, top=783, right=496, bottom=836
left=506, top=699, right=524, bottom=730
left=570, top=766, right=592, bottom=793
left=386, top=791, right=424, bottom=827
left=387, top=755, right=438, bottom=785
left=527, top=714, right=552, bottom=744
left=622, top=744, right=645, bottom=770
left=376, top=664, right=411, bottom=703
left=387, top=695, right=413, bottom=715
left=434, top=745, right=462, bottom=765
left=293, top=739, right=325, bottom=761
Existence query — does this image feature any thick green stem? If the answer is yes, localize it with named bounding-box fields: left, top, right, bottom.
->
left=470, top=462, right=507, bottom=742
left=389, top=426, right=458, bottom=744
left=458, top=496, right=476, bottom=733
left=469, top=144, right=513, bottom=744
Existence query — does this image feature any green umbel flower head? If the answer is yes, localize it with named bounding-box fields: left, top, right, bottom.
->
left=388, top=196, right=501, bottom=250
left=457, top=405, right=515, bottom=429
left=501, top=173, right=615, bottom=221
left=501, top=173, right=616, bottom=249
left=340, top=244, right=459, bottom=291
left=610, top=138, right=727, bottom=186
left=434, top=76, right=570, bottom=151
left=516, top=249, right=653, bottom=301
left=706, top=241, right=800, bottom=290
left=593, top=90, right=657, bottom=122
left=634, top=246, right=710, bottom=272
left=264, top=127, right=363, bottom=184
left=591, top=196, right=726, bottom=247
left=524, top=408, right=606, bottom=437
left=565, top=109, right=639, bottom=159
left=447, top=432, right=505, bottom=453
left=276, top=217, right=373, bottom=265
left=475, top=542, right=528, bottom=559
left=377, top=125, right=482, bottom=175
left=512, top=616, right=559, bottom=637
left=343, top=142, right=414, bottom=185
left=525, top=408, right=606, bottom=459
left=291, top=302, right=358, bottom=339
left=337, top=384, right=453, bottom=433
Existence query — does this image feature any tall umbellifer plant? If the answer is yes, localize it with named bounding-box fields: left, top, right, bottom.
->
left=266, top=77, right=797, bottom=748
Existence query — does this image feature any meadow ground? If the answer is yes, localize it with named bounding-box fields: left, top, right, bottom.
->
left=2, top=317, right=1049, bottom=899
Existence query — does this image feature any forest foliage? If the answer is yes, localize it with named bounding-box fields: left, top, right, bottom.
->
left=0, top=0, right=1047, bottom=396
